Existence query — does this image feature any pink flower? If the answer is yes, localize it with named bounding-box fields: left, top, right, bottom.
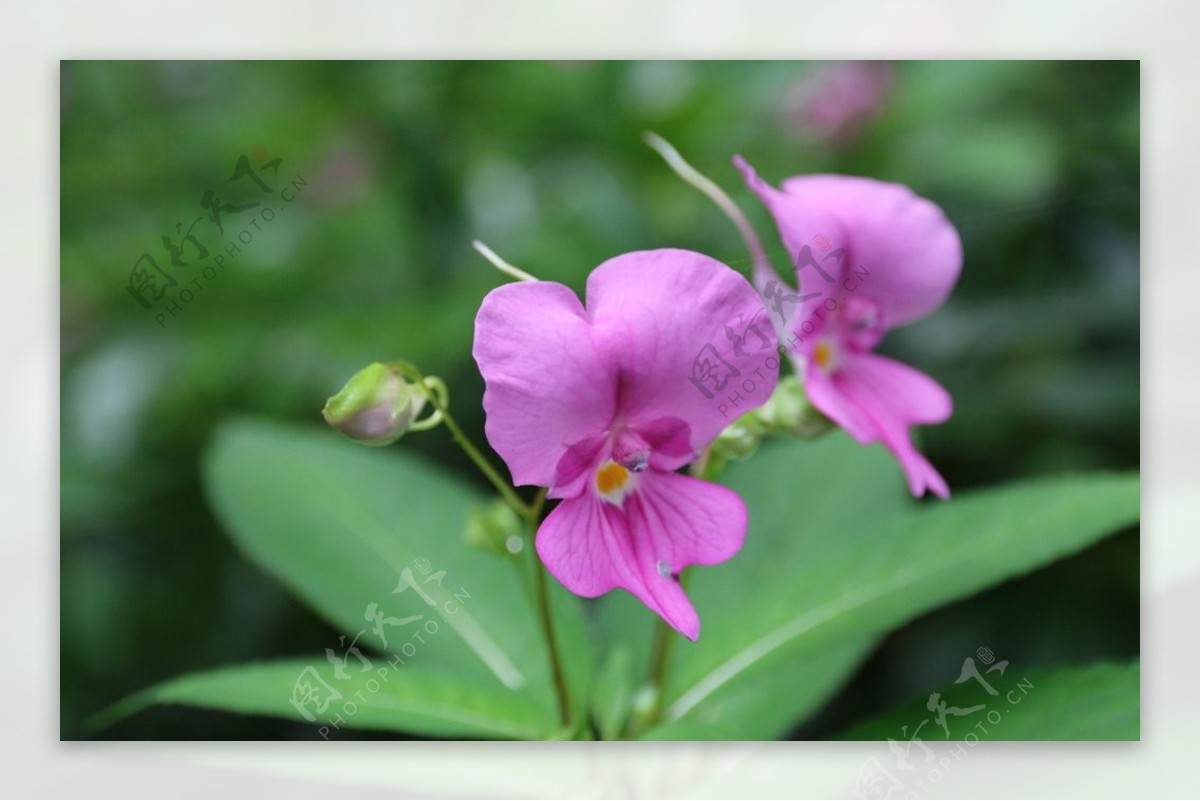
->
left=783, top=61, right=895, bottom=147
left=736, top=158, right=962, bottom=498
left=473, top=250, right=778, bottom=639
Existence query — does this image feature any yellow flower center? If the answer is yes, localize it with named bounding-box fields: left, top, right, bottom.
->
left=595, top=461, right=630, bottom=495
left=814, top=341, right=834, bottom=370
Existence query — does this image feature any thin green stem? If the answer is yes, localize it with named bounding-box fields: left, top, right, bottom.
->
left=402, top=364, right=569, bottom=730
left=527, top=488, right=571, bottom=728
left=401, top=369, right=530, bottom=519
left=425, top=393, right=531, bottom=519
left=527, top=486, right=548, bottom=532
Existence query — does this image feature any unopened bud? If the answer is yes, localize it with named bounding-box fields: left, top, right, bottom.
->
left=755, top=374, right=833, bottom=439
left=464, top=499, right=524, bottom=557
left=322, top=362, right=431, bottom=446
left=629, top=684, right=661, bottom=734
left=712, top=413, right=765, bottom=462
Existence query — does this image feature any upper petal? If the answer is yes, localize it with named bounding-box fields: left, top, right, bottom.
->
left=473, top=281, right=617, bottom=488
left=737, top=157, right=962, bottom=329
left=535, top=470, right=747, bottom=640
left=804, top=352, right=951, bottom=498
left=585, top=249, right=779, bottom=450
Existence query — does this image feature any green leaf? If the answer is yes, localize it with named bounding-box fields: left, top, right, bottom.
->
left=641, top=634, right=878, bottom=741
left=838, top=661, right=1139, bottom=740
left=191, top=417, right=593, bottom=736
left=616, top=434, right=1139, bottom=740
left=94, top=659, right=553, bottom=740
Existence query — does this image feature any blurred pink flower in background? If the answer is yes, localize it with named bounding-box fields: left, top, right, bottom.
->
left=736, top=157, right=962, bottom=498
left=782, top=61, right=895, bottom=147
left=309, top=135, right=376, bottom=210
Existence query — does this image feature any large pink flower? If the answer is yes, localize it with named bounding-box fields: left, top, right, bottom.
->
left=736, top=157, right=962, bottom=498
left=473, top=249, right=778, bottom=639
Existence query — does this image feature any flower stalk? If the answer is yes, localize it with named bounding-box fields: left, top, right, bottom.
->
left=392, top=362, right=573, bottom=729
left=644, top=132, right=775, bottom=289
left=472, top=239, right=539, bottom=282
left=526, top=487, right=571, bottom=728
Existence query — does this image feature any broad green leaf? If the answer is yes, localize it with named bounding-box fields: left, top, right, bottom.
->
left=196, top=417, right=593, bottom=736
left=613, top=434, right=1139, bottom=740
left=641, top=633, right=878, bottom=741
left=94, top=659, right=553, bottom=740
left=839, top=661, right=1139, bottom=740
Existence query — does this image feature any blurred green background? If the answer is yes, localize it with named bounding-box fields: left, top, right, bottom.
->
left=60, top=60, right=1139, bottom=740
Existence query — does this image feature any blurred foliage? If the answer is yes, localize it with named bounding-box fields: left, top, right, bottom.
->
left=60, top=61, right=1138, bottom=739
left=839, top=661, right=1139, bottom=741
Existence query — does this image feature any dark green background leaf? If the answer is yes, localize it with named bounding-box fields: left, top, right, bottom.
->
left=839, top=661, right=1139, bottom=741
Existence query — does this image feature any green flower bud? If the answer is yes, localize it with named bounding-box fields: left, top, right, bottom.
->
left=629, top=684, right=661, bottom=734
left=712, top=412, right=765, bottom=462
left=755, top=374, right=834, bottom=439
left=322, top=362, right=431, bottom=446
left=464, top=499, right=525, bottom=557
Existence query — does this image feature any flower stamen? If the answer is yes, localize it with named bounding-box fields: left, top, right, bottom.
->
left=595, top=460, right=638, bottom=505
left=814, top=340, right=836, bottom=371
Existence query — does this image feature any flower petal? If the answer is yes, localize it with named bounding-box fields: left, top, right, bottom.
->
left=637, top=416, right=695, bottom=472
left=805, top=352, right=951, bottom=498
left=627, top=470, right=748, bottom=572
left=536, top=471, right=746, bottom=640
left=585, top=249, right=779, bottom=449
left=737, top=157, right=962, bottom=329
left=473, top=281, right=617, bottom=488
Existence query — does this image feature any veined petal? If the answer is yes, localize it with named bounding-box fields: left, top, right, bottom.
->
left=627, top=471, right=747, bottom=573
left=737, top=158, right=962, bottom=329
left=805, top=352, right=951, bottom=498
left=585, top=249, right=779, bottom=449
left=536, top=471, right=746, bottom=640
left=536, top=492, right=699, bottom=639
left=473, top=281, right=617, bottom=488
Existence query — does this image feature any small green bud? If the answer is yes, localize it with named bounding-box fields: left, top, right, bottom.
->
left=755, top=374, right=834, bottom=439
left=712, top=412, right=765, bottom=462
left=629, top=684, right=661, bottom=734
left=322, top=362, right=430, bottom=446
left=464, top=499, right=525, bottom=557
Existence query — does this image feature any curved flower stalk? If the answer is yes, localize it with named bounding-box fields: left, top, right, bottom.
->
left=735, top=157, right=962, bottom=498
left=473, top=249, right=779, bottom=639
